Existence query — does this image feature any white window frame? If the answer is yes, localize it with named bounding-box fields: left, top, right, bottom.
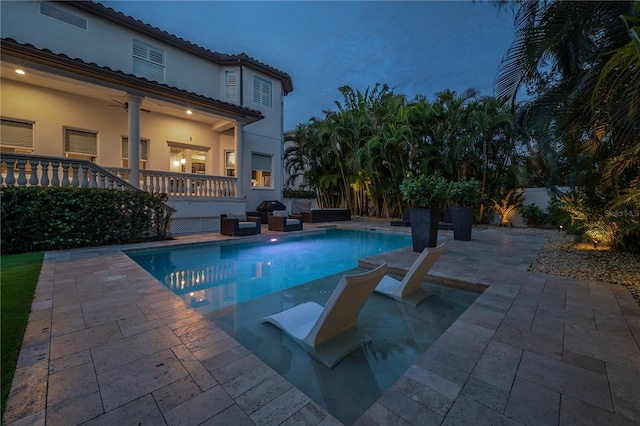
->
left=40, top=2, right=87, bottom=30
left=253, top=76, right=272, bottom=108
left=167, top=141, right=211, bottom=174
left=122, top=137, right=149, bottom=169
left=225, top=71, right=237, bottom=101
left=133, top=39, right=165, bottom=83
left=0, top=118, right=34, bottom=153
left=64, top=128, right=97, bottom=162
left=251, top=152, right=272, bottom=188
left=224, top=150, right=236, bottom=177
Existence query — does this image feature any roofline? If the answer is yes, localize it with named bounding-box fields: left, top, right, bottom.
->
left=63, top=1, right=294, bottom=94
left=1, top=38, right=264, bottom=124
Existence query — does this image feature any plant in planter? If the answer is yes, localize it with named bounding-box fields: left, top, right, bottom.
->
left=448, top=178, right=481, bottom=240
left=399, top=171, right=448, bottom=251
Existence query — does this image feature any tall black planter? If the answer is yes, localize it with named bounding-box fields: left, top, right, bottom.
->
left=409, top=207, right=440, bottom=252
left=451, top=206, right=473, bottom=241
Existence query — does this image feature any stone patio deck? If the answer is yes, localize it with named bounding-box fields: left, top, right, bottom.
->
left=3, top=222, right=639, bottom=425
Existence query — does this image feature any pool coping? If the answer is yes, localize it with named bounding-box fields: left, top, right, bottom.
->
left=3, top=224, right=640, bottom=425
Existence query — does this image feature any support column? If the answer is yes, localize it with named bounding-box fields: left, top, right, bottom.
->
left=234, top=122, right=244, bottom=198
left=127, top=94, right=144, bottom=187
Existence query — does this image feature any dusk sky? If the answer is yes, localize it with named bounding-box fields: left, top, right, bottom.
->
left=102, top=1, right=518, bottom=130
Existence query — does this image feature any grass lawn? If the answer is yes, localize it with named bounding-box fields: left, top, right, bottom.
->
left=1, top=251, right=43, bottom=418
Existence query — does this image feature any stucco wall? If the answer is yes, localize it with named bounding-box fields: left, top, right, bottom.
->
left=0, top=1, right=221, bottom=99
left=1, top=79, right=221, bottom=173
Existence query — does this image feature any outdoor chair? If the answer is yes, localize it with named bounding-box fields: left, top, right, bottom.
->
left=268, top=210, right=303, bottom=232
left=374, top=243, right=445, bottom=306
left=220, top=213, right=261, bottom=236
left=261, top=263, right=388, bottom=369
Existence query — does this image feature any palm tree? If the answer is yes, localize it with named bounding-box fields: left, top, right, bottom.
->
left=496, top=1, right=637, bottom=194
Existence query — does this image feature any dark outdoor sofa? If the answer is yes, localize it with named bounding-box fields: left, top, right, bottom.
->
left=297, top=208, right=351, bottom=223
left=220, top=213, right=261, bottom=236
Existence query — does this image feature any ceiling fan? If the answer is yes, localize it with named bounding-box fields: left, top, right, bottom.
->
left=108, top=99, right=151, bottom=113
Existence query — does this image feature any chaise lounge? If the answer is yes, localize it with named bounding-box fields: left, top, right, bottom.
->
left=220, top=213, right=261, bottom=236
left=261, top=263, right=388, bottom=369
left=374, top=243, right=445, bottom=306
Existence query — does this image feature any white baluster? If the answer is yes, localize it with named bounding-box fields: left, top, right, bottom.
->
left=16, top=158, right=28, bottom=186
left=51, top=161, right=60, bottom=186
left=40, top=160, right=50, bottom=186
left=5, top=160, right=16, bottom=186
left=89, top=168, right=98, bottom=188
left=80, top=164, right=89, bottom=187
left=62, top=163, right=71, bottom=186
left=29, top=160, right=39, bottom=186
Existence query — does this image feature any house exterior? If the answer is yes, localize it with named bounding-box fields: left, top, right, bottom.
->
left=0, top=1, right=293, bottom=233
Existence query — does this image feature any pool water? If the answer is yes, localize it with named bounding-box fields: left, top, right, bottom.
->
left=127, top=228, right=412, bottom=315
left=127, top=228, right=481, bottom=424
left=208, top=270, right=480, bottom=424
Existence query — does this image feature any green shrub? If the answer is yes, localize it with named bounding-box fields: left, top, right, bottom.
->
left=519, top=203, right=551, bottom=228
left=0, top=187, right=174, bottom=253
left=547, top=197, right=572, bottom=229
left=400, top=171, right=449, bottom=209
left=448, top=178, right=482, bottom=207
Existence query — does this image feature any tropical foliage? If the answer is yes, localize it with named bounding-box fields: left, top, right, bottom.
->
left=496, top=0, right=640, bottom=250
left=284, top=84, right=525, bottom=220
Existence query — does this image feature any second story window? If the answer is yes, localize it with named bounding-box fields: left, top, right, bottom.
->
left=253, top=77, right=272, bottom=108
left=225, top=71, right=237, bottom=101
left=133, top=39, right=165, bottom=83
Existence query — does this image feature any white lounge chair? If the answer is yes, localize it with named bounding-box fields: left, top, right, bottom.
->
left=374, top=243, right=445, bottom=306
left=260, top=263, right=388, bottom=369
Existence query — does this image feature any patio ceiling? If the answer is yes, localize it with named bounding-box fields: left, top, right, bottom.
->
left=1, top=38, right=264, bottom=132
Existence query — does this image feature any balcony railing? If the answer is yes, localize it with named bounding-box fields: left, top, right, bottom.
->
left=0, top=153, right=136, bottom=190
left=0, top=153, right=237, bottom=201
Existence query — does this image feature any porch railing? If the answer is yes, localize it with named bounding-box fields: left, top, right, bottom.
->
left=0, top=153, right=237, bottom=200
left=105, top=168, right=237, bottom=200
left=0, top=153, right=136, bottom=190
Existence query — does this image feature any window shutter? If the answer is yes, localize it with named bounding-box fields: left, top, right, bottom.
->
left=0, top=119, right=33, bottom=148
left=225, top=71, right=237, bottom=101
left=133, top=39, right=165, bottom=82
left=251, top=153, right=271, bottom=171
left=65, top=129, right=96, bottom=155
left=225, top=71, right=237, bottom=85
left=253, top=77, right=271, bottom=107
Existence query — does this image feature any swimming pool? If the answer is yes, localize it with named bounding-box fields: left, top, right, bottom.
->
left=127, top=229, right=481, bottom=423
left=127, top=228, right=412, bottom=315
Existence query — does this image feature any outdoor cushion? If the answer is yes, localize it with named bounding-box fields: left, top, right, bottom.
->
left=228, top=212, right=247, bottom=221
left=285, top=218, right=300, bottom=226
left=273, top=210, right=289, bottom=217
left=238, top=221, right=258, bottom=229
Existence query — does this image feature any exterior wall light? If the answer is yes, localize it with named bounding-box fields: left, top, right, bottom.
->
left=15, top=69, right=25, bottom=75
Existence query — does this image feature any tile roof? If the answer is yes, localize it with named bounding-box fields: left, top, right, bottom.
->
left=65, top=1, right=294, bottom=94
left=1, top=37, right=265, bottom=123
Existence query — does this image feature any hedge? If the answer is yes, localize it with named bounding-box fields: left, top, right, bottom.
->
left=0, top=187, right=174, bottom=254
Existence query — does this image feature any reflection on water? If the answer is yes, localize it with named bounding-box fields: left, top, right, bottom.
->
left=127, top=229, right=412, bottom=314
left=208, top=270, right=481, bottom=425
